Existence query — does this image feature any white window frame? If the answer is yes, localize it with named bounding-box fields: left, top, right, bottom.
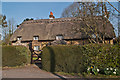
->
left=56, top=35, right=63, bottom=40
left=17, top=37, right=22, bottom=41
left=33, top=36, right=39, bottom=40
left=34, top=46, right=40, bottom=51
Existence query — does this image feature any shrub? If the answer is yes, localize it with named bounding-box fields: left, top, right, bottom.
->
left=42, top=45, right=87, bottom=73
left=84, top=44, right=120, bottom=69
left=104, top=67, right=120, bottom=75
left=87, top=66, right=99, bottom=75
left=42, top=44, right=120, bottom=74
left=2, top=45, right=31, bottom=67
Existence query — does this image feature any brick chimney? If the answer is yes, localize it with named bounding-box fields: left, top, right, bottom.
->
left=49, top=12, right=55, bottom=19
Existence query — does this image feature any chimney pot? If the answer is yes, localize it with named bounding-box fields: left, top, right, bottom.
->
left=50, top=12, right=53, bottom=16
left=49, top=11, right=55, bottom=19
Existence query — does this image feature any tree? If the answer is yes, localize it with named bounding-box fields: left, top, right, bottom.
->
left=3, top=18, right=16, bottom=45
left=61, top=2, right=116, bottom=44
left=1, top=15, right=8, bottom=40
left=105, top=1, right=120, bottom=43
left=0, top=15, right=2, bottom=25
left=61, top=2, right=103, bottom=18
left=0, top=15, right=16, bottom=45
left=8, top=18, right=16, bottom=34
left=0, top=15, right=2, bottom=40
left=1, top=15, right=7, bottom=27
left=106, top=0, right=120, bottom=14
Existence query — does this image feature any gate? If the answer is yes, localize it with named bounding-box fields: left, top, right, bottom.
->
left=31, top=50, right=42, bottom=64
left=29, top=42, right=42, bottom=64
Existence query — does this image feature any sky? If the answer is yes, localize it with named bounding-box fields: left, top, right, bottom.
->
left=1, top=2, right=120, bottom=37
left=1, top=0, right=119, bottom=2
left=2, top=2, right=72, bottom=25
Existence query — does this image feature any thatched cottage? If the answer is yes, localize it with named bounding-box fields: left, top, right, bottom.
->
left=10, top=12, right=115, bottom=51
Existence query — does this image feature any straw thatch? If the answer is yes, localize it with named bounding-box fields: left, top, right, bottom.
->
left=10, top=17, right=115, bottom=41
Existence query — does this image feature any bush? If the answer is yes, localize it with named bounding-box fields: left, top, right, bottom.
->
left=42, top=44, right=120, bottom=74
left=2, top=45, right=31, bottom=67
left=87, top=66, right=99, bottom=75
left=83, top=44, right=120, bottom=68
left=104, top=67, right=120, bottom=75
left=42, top=45, right=89, bottom=73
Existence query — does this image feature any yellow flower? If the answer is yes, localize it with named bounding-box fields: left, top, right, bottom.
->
left=91, top=66, right=93, bottom=68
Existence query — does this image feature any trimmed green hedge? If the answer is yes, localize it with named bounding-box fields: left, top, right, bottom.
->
left=2, top=45, right=31, bottom=67
left=42, top=44, right=120, bottom=73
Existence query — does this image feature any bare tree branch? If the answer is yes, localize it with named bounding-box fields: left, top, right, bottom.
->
left=106, top=0, right=120, bottom=13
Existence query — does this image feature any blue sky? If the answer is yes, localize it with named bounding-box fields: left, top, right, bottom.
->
left=1, top=2, right=119, bottom=37
left=2, top=2, right=118, bottom=25
left=2, top=2, right=72, bottom=25
left=1, top=0, right=118, bottom=2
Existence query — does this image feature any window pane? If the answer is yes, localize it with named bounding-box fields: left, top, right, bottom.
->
left=17, top=37, right=22, bottom=40
left=34, top=46, right=40, bottom=50
left=33, top=36, right=39, bottom=40
left=56, top=36, right=63, bottom=40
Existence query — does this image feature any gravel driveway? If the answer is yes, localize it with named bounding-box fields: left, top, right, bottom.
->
left=2, top=64, right=59, bottom=78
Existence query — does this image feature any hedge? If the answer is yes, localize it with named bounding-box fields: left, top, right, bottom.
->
left=2, top=45, right=31, bottom=67
left=42, top=44, right=120, bottom=73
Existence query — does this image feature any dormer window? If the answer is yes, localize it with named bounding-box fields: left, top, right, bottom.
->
left=33, top=36, right=39, bottom=40
left=17, top=36, right=22, bottom=41
left=56, top=34, right=63, bottom=40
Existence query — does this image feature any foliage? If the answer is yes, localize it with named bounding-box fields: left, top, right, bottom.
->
left=2, top=34, right=12, bottom=45
left=87, top=66, right=99, bottom=75
left=56, top=72, right=120, bottom=78
left=1, top=15, right=7, bottom=27
left=104, top=67, right=120, bottom=75
left=42, top=45, right=87, bottom=73
left=23, top=18, right=34, bottom=21
left=82, top=44, right=120, bottom=67
left=61, top=2, right=118, bottom=44
left=1, top=15, right=16, bottom=45
left=42, top=44, right=120, bottom=75
left=61, top=2, right=103, bottom=18
left=2, top=45, right=31, bottom=67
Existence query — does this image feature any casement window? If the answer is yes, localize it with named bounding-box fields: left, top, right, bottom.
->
left=17, top=36, right=22, bottom=41
left=92, top=34, right=96, bottom=38
left=56, top=34, right=63, bottom=40
left=33, top=36, right=39, bottom=40
left=34, top=46, right=40, bottom=51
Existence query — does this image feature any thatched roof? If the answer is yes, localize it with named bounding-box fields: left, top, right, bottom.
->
left=10, top=17, right=115, bottom=41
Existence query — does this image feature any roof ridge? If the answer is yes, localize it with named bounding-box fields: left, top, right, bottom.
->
left=22, top=16, right=103, bottom=24
left=22, top=17, right=82, bottom=24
